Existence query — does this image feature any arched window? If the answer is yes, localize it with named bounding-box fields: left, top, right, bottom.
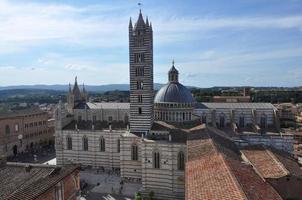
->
left=219, top=114, right=225, bottom=128
left=260, top=113, right=267, bottom=134
left=5, top=125, right=10, bottom=134
left=117, top=139, right=120, bottom=153
left=83, top=136, right=88, bottom=151
left=239, top=114, right=245, bottom=128
left=260, top=114, right=267, bottom=128
left=100, top=137, right=105, bottom=152
left=67, top=136, right=72, bottom=150
left=178, top=151, right=185, bottom=170
left=153, top=152, right=160, bottom=169
left=131, top=144, right=138, bottom=161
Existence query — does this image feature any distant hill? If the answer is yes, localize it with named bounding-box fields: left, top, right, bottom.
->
left=0, top=83, right=166, bottom=92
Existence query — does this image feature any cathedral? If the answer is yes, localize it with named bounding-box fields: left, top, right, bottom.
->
left=55, top=11, right=294, bottom=200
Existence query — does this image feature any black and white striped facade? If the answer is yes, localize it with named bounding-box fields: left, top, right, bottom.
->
left=129, top=11, right=154, bottom=133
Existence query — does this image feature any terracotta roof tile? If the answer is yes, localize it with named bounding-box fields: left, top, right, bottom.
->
left=241, top=148, right=289, bottom=178
left=186, top=154, right=247, bottom=200
left=186, top=132, right=282, bottom=200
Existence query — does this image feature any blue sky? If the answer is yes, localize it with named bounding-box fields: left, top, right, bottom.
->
left=0, top=0, right=301, bottom=87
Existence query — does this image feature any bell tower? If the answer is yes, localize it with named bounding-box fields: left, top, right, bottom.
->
left=129, top=10, right=154, bottom=133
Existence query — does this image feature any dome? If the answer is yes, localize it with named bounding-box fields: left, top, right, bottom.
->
left=154, top=82, right=195, bottom=103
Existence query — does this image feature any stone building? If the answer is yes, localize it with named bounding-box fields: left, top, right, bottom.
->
left=0, top=108, right=55, bottom=157
left=55, top=11, right=295, bottom=200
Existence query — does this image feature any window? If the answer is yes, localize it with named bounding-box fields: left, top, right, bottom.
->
left=83, top=136, right=88, bottom=151
left=135, top=67, right=144, bottom=77
left=67, top=136, right=72, bottom=150
left=178, top=152, right=185, bottom=170
left=260, top=114, right=267, bottom=129
left=100, top=137, right=105, bottom=152
left=136, top=81, right=144, bottom=90
left=239, top=115, right=245, bottom=128
left=117, top=139, right=120, bottom=153
left=138, top=95, right=143, bottom=103
left=134, top=53, right=145, bottom=63
left=15, top=124, right=19, bottom=132
left=260, top=114, right=267, bottom=134
left=138, top=107, right=142, bottom=115
left=5, top=125, right=10, bottom=135
left=153, top=152, right=160, bottom=169
left=78, top=115, right=82, bottom=122
left=93, top=115, right=97, bottom=122
left=219, top=114, right=225, bottom=128
left=108, top=116, right=113, bottom=122
left=131, top=144, right=138, bottom=161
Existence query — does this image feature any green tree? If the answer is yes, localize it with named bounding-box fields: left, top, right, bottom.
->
left=135, top=192, right=142, bottom=200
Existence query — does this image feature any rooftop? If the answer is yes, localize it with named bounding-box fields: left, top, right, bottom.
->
left=74, top=102, right=130, bottom=110
left=186, top=130, right=283, bottom=200
left=241, top=145, right=302, bottom=179
left=0, top=163, right=79, bottom=200
left=196, top=102, right=276, bottom=109
left=0, top=107, right=47, bottom=119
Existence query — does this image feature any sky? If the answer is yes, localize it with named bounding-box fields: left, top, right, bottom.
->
left=0, top=0, right=302, bottom=87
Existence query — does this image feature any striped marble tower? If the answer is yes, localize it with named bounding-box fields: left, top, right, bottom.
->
left=129, top=10, right=154, bottom=133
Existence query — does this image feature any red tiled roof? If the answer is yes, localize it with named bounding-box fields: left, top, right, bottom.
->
left=186, top=132, right=282, bottom=200
left=241, top=148, right=289, bottom=179
left=186, top=153, right=247, bottom=200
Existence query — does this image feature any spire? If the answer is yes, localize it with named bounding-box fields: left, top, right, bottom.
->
left=75, top=76, right=78, bottom=85
left=168, top=60, right=179, bottom=83
left=82, top=83, right=86, bottom=93
left=146, top=16, right=149, bottom=27
left=129, top=17, right=133, bottom=30
left=134, top=9, right=145, bottom=30
left=72, top=76, right=81, bottom=101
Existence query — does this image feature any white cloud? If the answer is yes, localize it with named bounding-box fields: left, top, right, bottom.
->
left=0, top=0, right=301, bottom=54
left=0, top=1, right=301, bottom=86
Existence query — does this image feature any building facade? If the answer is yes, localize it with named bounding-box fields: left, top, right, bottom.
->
left=0, top=108, right=55, bottom=157
left=55, top=11, right=295, bottom=200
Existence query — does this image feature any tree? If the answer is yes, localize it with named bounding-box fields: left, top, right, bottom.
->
left=135, top=192, right=142, bottom=200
